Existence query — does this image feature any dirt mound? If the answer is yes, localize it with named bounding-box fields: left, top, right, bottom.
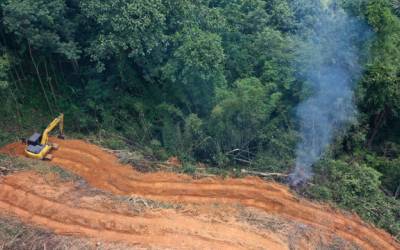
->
left=1, top=139, right=399, bottom=250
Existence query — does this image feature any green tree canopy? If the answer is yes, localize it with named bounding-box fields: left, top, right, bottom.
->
left=3, top=0, right=80, bottom=59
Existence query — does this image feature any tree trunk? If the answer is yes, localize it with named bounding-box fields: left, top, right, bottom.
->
left=18, top=60, right=27, bottom=81
left=8, top=85, right=22, bottom=131
left=49, top=56, right=60, bottom=89
left=367, top=108, right=387, bottom=149
left=57, top=58, right=66, bottom=83
left=395, top=183, right=400, bottom=199
left=28, top=41, right=54, bottom=116
left=12, top=67, right=23, bottom=94
left=44, top=59, right=59, bottom=111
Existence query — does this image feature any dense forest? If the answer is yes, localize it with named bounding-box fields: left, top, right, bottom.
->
left=0, top=0, right=399, bottom=239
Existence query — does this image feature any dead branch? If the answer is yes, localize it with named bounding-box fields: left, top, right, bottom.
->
left=0, top=166, right=10, bottom=171
left=234, top=158, right=252, bottom=164
left=100, top=148, right=125, bottom=153
left=225, top=149, right=240, bottom=155
left=195, top=173, right=216, bottom=178
left=241, top=169, right=288, bottom=177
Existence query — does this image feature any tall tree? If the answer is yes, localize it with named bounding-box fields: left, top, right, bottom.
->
left=3, top=0, right=80, bottom=59
left=80, top=0, right=166, bottom=72
left=360, top=0, right=400, bottom=147
left=162, top=27, right=226, bottom=115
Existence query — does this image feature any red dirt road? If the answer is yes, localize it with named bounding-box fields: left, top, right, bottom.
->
left=1, top=138, right=399, bottom=249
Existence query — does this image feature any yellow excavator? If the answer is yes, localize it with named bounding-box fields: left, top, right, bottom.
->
left=24, top=113, right=65, bottom=160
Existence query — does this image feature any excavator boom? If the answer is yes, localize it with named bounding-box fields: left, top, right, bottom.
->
left=40, top=114, right=64, bottom=145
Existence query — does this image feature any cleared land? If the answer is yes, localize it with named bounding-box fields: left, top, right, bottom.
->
left=0, top=138, right=398, bottom=249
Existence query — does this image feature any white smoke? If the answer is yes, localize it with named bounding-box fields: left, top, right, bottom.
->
left=290, top=1, right=371, bottom=186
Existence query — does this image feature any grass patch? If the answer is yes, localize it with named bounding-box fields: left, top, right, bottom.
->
left=0, top=216, right=135, bottom=250
left=181, top=163, right=196, bottom=175
left=0, top=154, right=81, bottom=182
left=0, top=216, right=88, bottom=250
left=35, top=165, right=81, bottom=182
left=0, top=131, right=17, bottom=148
left=239, top=207, right=361, bottom=250
left=113, top=195, right=183, bottom=214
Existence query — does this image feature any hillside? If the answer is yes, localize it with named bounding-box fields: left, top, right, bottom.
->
left=0, top=138, right=398, bottom=249
left=0, top=0, right=400, bottom=248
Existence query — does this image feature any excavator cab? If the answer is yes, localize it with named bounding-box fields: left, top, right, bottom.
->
left=24, top=114, right=65, bottom=160
left=27, top=133, right=44, bottom=153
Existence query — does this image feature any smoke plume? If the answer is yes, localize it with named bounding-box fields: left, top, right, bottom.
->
left=290, top=1, right=370, bottom=186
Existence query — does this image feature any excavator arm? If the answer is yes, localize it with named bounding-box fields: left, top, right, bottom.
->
left=40, top=113, right=64, bottom=145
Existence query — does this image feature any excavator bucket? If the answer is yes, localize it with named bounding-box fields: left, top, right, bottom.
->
left=44, top=154, right=53, bottom=161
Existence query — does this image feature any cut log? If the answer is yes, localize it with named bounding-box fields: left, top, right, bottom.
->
left=241, top=169, right=288, bottom=177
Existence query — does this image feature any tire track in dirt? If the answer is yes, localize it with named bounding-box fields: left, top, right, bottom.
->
left=0, top=172, right=286, bottom=250
left=1, top=139, right=399, bottom=250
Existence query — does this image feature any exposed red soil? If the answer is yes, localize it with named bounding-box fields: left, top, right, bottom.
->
left=0, top=172, right=286, bottom=249
left=1, top=138, right=399, bottom=250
